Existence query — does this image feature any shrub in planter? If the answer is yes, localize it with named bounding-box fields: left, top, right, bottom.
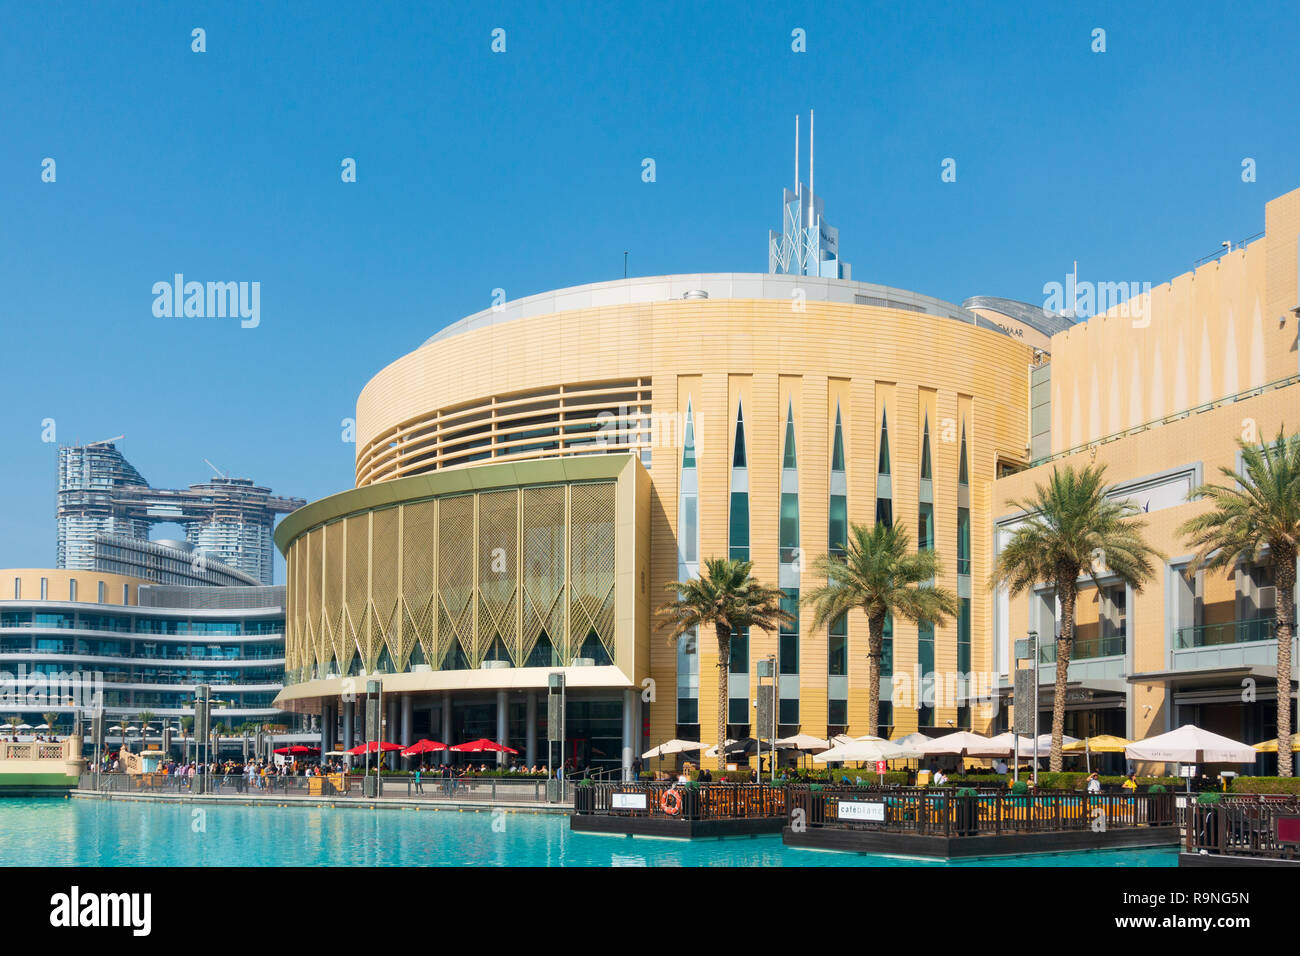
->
left=1010, top=780, right=1029, bottom=795
left=1228, top=776, right=1300, bottom=795
left=1196, top=791, right=1221, bottom=805
left=955, top=787, right=978, bottom=798
left=1147, top=784, right=1167, bottom=794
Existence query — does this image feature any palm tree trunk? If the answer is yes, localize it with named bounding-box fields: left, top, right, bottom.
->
left=1274, top=549, right=1296, bottom=778
left=715, top=624, right=731, bottom=772
left=867, top=614, right=885, bottom=736
left=1051, top=576, right=1077, bottom=773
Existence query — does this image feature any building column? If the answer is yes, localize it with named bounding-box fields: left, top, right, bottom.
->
left=342, top=699, right=354, bottom=752
left=622, top=688, right=636, bottom=782
left=442, top=695, right=453, bottom=759
left=525, top=692, right=537, bottom=769
left=401, top=695, right=413, bottom=767
left=496, top=690, right=508, bottom=767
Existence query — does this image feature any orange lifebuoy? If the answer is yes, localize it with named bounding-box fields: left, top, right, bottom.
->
left=661, top=787, right=682, bottom=816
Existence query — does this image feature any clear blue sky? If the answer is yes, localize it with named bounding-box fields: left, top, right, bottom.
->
left=2, top=1, right=1297, bottom=576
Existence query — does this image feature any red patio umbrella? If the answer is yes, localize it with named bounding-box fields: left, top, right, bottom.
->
left=273, top=745, right=320, bottom=755
left=450, top=738, right=519, bottom=754
left=345, top=741, right=404, bottom=756
left=400, top=739, right=449, bottom=757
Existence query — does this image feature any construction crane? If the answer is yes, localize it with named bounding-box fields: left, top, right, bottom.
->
left=203, top=458, right=228, bottom=479
left=87, top=435, right=125, bottom=447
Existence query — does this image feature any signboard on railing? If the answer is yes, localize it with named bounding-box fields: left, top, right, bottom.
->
left=837, top=800, right=885, bottom=822
left=1277, top=815, right=1300, bottom=845
left=611, top=792, right=647, bottom=811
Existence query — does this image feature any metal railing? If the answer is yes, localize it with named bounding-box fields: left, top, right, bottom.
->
left=405, top=775, right=551, bottom=802
left=1038, top=634, right=1126, bottom=662
left=788, top=786, right=1176, bottom=837
left=573, top=782, right=788, bottom=820
left=1186, top=795, right=1300, bottom=860
left=1175, top=617, right=1274, bottom=649
left=77, top=771, right=559, bottom=803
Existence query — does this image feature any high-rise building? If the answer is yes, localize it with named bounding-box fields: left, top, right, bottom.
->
left=56, top=441, right=304, bottom=586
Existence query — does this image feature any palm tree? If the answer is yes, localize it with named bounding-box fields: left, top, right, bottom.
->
left=993, top=463, right=1161, bottom=772
left=136, top=710, right=155, bottom=741
left=42, top=712, right=59, bottom=733
left=657, top=557, right=793, bottom=770
left=1178, top=428, right=1299, bottom=777
left=804, top=523, right=958, bottom=736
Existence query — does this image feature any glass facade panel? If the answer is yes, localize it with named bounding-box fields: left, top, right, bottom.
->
left=729, top=629, right=748, bottom=674
left=957, top=508, right=971, bottom=575
left=958, top=597, right=971, bottom=672
left=779, top=493, right=799, bottom=563
left=828, top=496, right=847, bottom=555
left=828, top=614, right=847, bottom=676
left=779, top=591, right=799, bottom=675
left=729, top=492, right=749, bottom=560
left=918, top=502, right=934, bottom=552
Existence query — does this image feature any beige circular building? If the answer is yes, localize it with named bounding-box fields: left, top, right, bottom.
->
left=276, top=273, right=1043, bottom=773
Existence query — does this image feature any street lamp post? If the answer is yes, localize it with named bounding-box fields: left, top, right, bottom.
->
left=1028, top=630, right=1039, bottom=788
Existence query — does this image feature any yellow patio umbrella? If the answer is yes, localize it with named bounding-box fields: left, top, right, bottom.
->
left=1061, top=734, right=1132, bottom=773
left=1062, top=734, right=1131, bottom=753
left=1252, top=738, right=1300, bottom=752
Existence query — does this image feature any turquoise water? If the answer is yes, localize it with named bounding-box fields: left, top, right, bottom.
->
left=0, top=798, right=1178, bottom=867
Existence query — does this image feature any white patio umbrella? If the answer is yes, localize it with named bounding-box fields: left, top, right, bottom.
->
left=1034, top=732, right=1081, bottom=752
left=891, top=732, right=933, bottom=749
left=33, top=723, right=51, bottom=730
left=16, top=723, right=32, bottom=730
left=987, top=732, right=1038, bottom=758
left=815, top=738, right=923, bottom=763
left=641, top=739, right=707, bottom=759
left=775, top=733, right=830, bottom=752
left=830, top=733, right=855, bottom=746
left=1125, top=725, right=1258, bottom=765
left=0, top=724, right=13, bottom=731
left=920, top=731, right=1005, bottom=758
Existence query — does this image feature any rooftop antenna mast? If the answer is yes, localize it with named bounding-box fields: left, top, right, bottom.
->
left=795, top=114, right=800, bottom=231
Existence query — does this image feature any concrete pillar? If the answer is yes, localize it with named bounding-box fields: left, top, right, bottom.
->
left=401, top=695, right=413, bottom=767
left=496, top=690, right=508, bottom=767
left=525, top=692, right=537, bottom=768
left=320, top=703, right=330, bottom=756
left=622, top=688, right=636, bottom=782
left=342, top=699, right=354, bottom=751
left=442, top=695, right=453, bottom=760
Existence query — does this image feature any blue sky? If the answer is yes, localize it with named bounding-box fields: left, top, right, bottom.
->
left=2, top=1, right=1297, bottom=576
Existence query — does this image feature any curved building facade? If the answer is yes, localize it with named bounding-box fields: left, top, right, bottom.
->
left=277, top=274, right=1041, bottom=772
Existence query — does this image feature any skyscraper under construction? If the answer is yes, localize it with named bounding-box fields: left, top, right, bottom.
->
left=57, top=439, right=304, bottom=585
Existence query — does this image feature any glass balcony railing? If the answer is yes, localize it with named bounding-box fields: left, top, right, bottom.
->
left=1174, top=617, right=1275, bottom=649
left=1038, top=634, right=1125, bottom=663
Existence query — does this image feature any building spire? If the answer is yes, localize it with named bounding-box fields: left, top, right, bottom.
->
left=768, top=110, right=849, bottom=280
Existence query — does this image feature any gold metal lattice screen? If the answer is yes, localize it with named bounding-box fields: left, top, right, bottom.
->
left=284, top=481, right=620, bottom=681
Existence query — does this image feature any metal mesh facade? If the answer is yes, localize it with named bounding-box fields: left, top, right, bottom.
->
left=283, top=481, right=619, bottom=685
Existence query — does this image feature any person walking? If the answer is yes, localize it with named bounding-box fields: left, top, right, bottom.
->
left=414, top=765, right=424, bottom=794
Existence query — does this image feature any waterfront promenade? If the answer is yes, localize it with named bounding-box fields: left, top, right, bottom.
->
left=72, top=772, right=573, bottom=814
